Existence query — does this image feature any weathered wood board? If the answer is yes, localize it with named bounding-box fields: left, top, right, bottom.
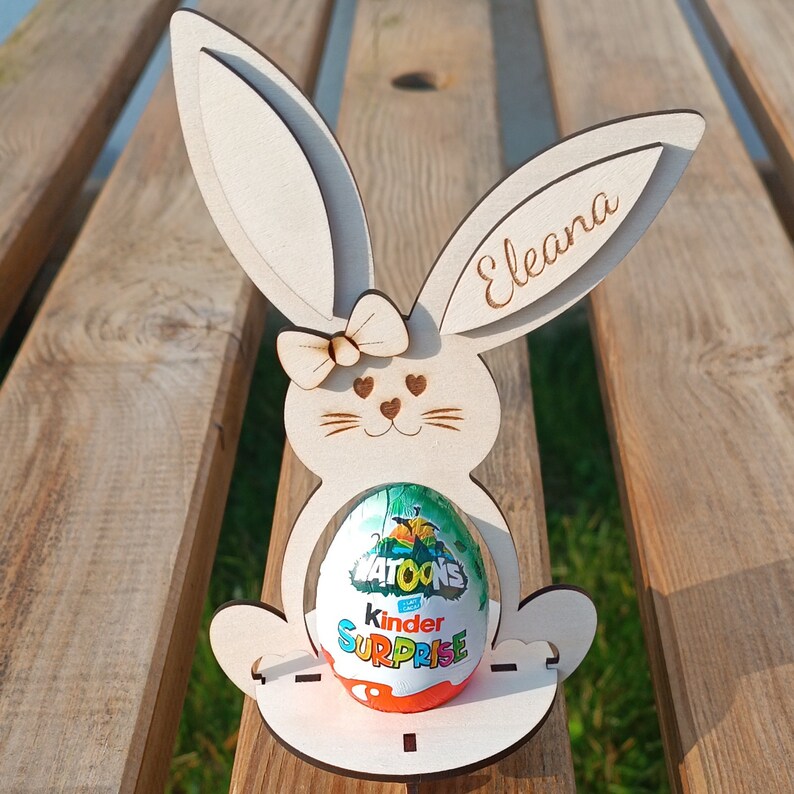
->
left=230, top=1, right=582, bottom=791
left=0, top=1, right=332, bottom=791
left=536, top=0, right=794, bottom=791
left=691, top=0, right=794, bottom=201
left=0, top=0, right=180, bottom=337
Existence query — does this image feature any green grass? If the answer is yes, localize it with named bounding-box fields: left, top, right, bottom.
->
left=167, top=307, right=669, bottom=793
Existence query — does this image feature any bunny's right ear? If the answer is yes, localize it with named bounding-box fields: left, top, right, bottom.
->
left=170, top=10, right=373, bottom=332
left=414, top=111, right=704, bottom=351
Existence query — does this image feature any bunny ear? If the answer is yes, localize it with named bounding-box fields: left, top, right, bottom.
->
left=170, top=10, right=373, bottom=331
left=414, top=111, right=705, bottom=350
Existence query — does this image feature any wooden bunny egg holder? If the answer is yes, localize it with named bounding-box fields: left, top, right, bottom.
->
left=170, top=9, right=704, bottom=783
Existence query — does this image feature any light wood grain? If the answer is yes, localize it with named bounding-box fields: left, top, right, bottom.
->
left=0, top=0, right=180, bottom=338
left=691, top=0, right=794, bottom=202
left=230, top=1, right=578, bottom=791
left=0, top=2, right=332, bottom=792
left=536, top=1, right=794, bottom=792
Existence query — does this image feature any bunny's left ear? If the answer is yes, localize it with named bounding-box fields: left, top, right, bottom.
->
left=414, top=111, right=704, bottom=351
left=170, top=10, right=373, bottom=330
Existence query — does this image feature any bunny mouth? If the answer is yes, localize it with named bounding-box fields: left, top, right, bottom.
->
left=364, top=422, right=422, bottom=438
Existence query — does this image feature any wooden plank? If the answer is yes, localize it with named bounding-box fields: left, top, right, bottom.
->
left=536, top=1, right=794, bottom=792
left=0, top=0, right=181, bottom=339
left=690, top=0, right=794, bottom=201
left=230, top=1, right=577, bottom=791
left=0, top=2, right=332, bottom=791
left=7, top=178, right=102, bottom=341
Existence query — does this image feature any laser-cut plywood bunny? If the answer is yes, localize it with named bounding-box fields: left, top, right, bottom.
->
left=171, top=9, right=704, bottom=781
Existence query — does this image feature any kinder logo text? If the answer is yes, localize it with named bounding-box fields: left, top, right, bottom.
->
left=336, top=602, right=468, bottom=669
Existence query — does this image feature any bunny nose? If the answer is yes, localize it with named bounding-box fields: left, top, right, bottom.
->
left=380, top=398, right=401, bottom=420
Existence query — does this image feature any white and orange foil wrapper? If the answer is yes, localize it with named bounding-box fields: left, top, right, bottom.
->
left=316, top=484, right=489, bottom=712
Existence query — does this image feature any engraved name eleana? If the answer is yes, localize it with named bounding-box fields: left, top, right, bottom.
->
left=477, top=191, right=620, bottom=309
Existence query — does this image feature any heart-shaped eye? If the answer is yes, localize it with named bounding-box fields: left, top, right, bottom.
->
left=354, top=376, right=374, bottom=399
left=405, top=374, right=427, bottom=396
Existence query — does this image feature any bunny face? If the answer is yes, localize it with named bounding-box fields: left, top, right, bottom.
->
left=284, top=325, right=500, bottom=484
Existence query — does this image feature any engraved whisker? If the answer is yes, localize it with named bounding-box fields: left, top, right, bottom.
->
left=425, top=421, right=460, bottom=432
left=320, top=419, right=361, bottom=426
left=422, top=408, right=463, bottom=416
left=325, top=425, right=360, bottom=437
left=322, top=412, right=361, bottom=418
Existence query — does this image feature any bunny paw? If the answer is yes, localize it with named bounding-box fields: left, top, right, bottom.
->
left=506, top=584, right=598, bottom=681
left=210, top=600, right=310, bottom=698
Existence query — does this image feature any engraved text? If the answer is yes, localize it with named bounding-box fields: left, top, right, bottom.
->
left=476, top=191, right=620, bottom=309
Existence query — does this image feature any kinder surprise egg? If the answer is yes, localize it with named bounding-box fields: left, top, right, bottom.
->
left=316, top=483, right=488, bottom=713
